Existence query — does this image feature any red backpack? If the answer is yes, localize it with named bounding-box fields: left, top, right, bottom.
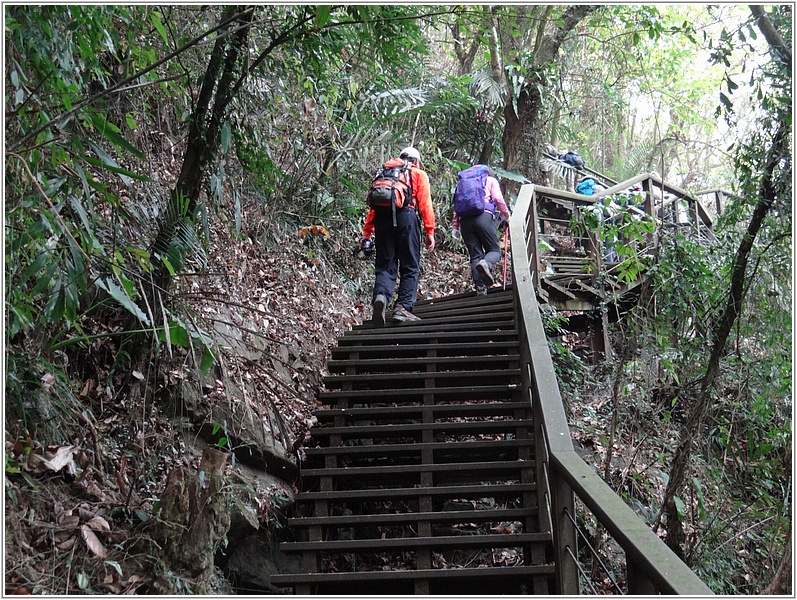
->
left=367, top=158, right=414, bottom=225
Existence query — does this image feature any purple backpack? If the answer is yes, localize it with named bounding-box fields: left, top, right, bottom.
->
left=453, top=165, right=490, bottom=218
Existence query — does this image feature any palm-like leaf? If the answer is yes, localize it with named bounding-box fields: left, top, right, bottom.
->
left=150, top=191, right=207, bottom=274
left=540, top=157, right=576, bottom=181
left=615, top=145, right=654, bottom=181
left=360, top=86, right=429, bottom=116
left=467, top=69, right=506, bottom=109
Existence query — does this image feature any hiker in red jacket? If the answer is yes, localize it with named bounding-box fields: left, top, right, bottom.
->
left=360, top=147, right=436, bottom=325
left=452, top=169, right=510, bottom=295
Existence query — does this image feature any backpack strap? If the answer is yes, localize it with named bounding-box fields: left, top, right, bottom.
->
left=392, top=160, right=414, bottom=226
left=408, top=161, right=415, bottom=209
left=483, top=173, right=496, bottom=215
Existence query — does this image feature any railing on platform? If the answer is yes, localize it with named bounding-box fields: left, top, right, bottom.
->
left=542, top=153, right=716, bottom=240
left=529, top=171, right=716, bottom=312
left=596, top=173, right=716, bottom=244
left=509, top=183, right=714, bottom=595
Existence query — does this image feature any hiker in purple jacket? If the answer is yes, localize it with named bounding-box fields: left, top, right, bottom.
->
left=452, top=170, right=510, bottom=295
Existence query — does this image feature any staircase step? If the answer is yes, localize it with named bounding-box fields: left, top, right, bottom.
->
left=412, top=287, right=514, bottom=311
left=327, top=354, right=520, bottom=374
left=308, top=419, right=532, bottom=438
left=295, top=482, right=536, bottom=502
left=286, top=507, right=537, bottom=528
left=352, top=313, right=515, bottom=332
left=313, top=401, right=530, bottom=420
left=335, top=330, right=519, bottom=347
left=330, top=340, right=519, bottom=359
left=351, top=303, right=514, bottom=325
left=280, top=533, right=551, bottom=553
left=303, top=438, right=533, bottom=460
left=317, top=385, right=519, bottom=404
left=322, top=368, right=522, bottom=388
left=299, top=459, right=532, bottom=478
left=270, top=564, right=554, bottom=587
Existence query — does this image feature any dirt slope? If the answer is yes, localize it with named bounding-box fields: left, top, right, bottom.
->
left=4, top=205, right=495, bottom=594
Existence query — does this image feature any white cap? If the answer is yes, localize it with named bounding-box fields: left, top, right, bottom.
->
left=399, top=146, right=421, bottom=161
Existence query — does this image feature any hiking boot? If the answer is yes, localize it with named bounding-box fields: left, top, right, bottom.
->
left=392, top=304, right=421, bottom=323
left=476, top=285, right=488, bottom=296
left=372, top=294, right=386, bottom=327
left=476, top=260, right=494, bottom=287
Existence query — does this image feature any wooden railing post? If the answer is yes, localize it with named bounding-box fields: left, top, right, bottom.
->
left=550, top=467, right=578, bottom=594
left=528, top=188, right=541, bottom=290
left=627, top=557, right=657, bottom=595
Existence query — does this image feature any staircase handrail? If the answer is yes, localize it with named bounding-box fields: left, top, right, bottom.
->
left=509, top=183, right=714, bottom=596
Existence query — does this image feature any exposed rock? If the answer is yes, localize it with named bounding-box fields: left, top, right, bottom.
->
left=218, top=463, right=297, bottom=594
left=155, top=446, right=232, bottom=593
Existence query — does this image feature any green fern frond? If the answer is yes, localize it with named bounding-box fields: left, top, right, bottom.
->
left=540, top=157, right=573, bottom=180
left=150, top=191, right=207, bottom=274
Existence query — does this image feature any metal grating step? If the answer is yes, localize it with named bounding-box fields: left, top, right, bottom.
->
left=330, top=340, right=520, bottom=359
left=313, top=401, right=531, bottom=420
left=322, top=368, right=522, bottom=389
left=334, top=329, right=519, bottom=346
left=286, top=507, right=538, bottom=528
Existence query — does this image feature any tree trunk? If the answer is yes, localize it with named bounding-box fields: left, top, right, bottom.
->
left=502, top=84, right=545, bottom=185
left=762, top=534, right=792, bottom=595
left=658, top=119, right=789, bottom=559
left=150, top=6, right=253, bottom=293
left=450, top=7, right=480, bottom=75
left=176, top=6, right=254, bottom=212
left=500, top=5, right=597, bottom=191
left=157, top=446, right=231, bottom=592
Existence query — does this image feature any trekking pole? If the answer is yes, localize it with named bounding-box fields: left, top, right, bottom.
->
left=502, top=224, right=509, bottom=290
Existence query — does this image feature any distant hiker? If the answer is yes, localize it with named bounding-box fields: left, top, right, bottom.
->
left=576, top=177, right=596, bottom=196
left=451, top=165, right=510, bottom=296
left=559, top=150, right=585, bottom=170
left=576, top=177, right=606, bottom=197
left=360, top=146, right=436, bottom=326
left=559, top=151, right=585, bottom=192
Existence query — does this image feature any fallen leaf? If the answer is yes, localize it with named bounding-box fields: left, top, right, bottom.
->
left=56, top=537, right=77, bottom=551
left=86, top=516, right=111, bottom=533
left=40, top=446, right=79, bottom=475
left=81, top=524, right=107, bottom=558
left=57, top=512, right=80, bottom=528
left=40, top=373, right=56, bottom=392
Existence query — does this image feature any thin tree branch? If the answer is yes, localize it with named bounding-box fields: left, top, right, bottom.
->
left=9, top=7, right=255, bottom=153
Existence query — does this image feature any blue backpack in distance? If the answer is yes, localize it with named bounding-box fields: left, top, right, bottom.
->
left=576, top=178, right=596, bottom=196
left=453, top=164, right=490, bottom=218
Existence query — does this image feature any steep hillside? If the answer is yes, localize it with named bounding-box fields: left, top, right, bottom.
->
left=4, top=188, right=488, bottom=594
